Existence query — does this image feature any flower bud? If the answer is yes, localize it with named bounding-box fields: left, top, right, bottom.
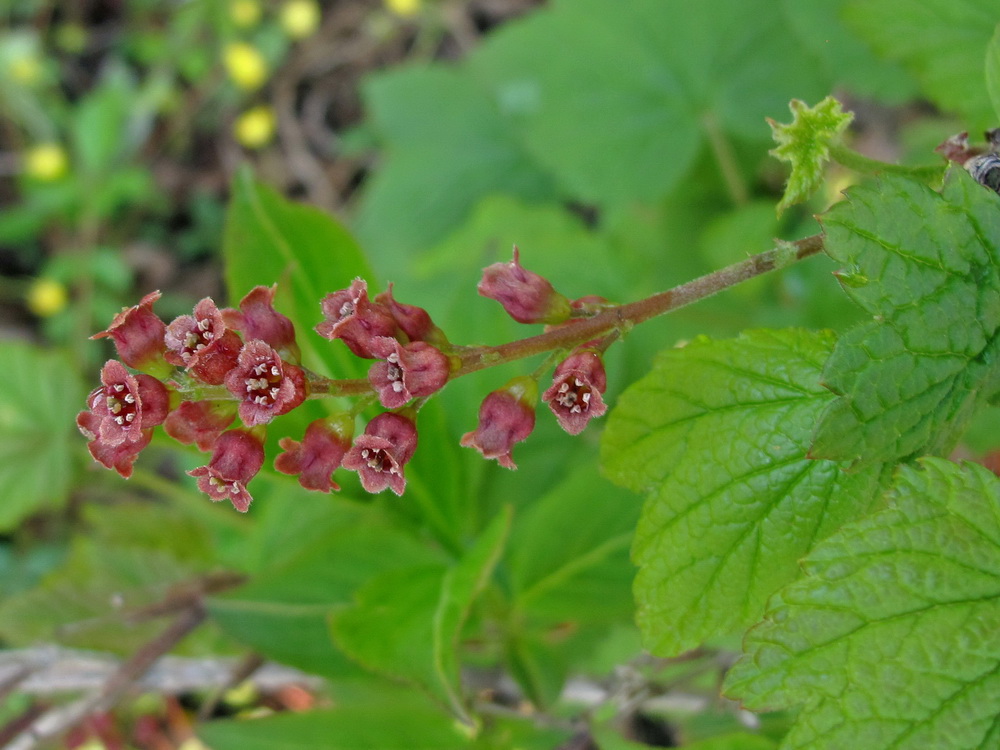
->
left=341, top=411, right=418, bottom=495
left=163, top=400, right=238, bottom=452
left=368, top=337, right=451, bottom=409
left=222, top=285, right=300, bottom=363
left=316, top=278, right=398, bottom=358
left=374, top=284, right=448, bottom=347
left=165, top=298, right=243, bottom=385
left=91, top=291, right=171, bottom=378
left=188, top=427, right=266, bottom=512
left=275, top=414, right=354, bottom=492
left=478, top=246, right=570, bottom=325
left=542, top=348, right=608, bottom=435
left=224, top=340, right=306, bottom=427
left=460, top=376, right=537, bottom=469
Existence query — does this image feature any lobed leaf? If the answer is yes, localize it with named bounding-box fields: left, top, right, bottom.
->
left=725, top=458, right=1000, bottom=750
left=814, top=172, right=1000, bottom=465
left=601, top=329, right=885, bottom=656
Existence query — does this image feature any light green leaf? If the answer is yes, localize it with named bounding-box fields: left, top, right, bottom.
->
left=354, top=65, right=556, bottom=265
left=987, top=24, right=1000, bottom=121
left=330, top=508, right=511, bottom=721
left=468, top=0, right=829, bottom=207
left=601, top=329, right=885, bottom=656
left=813, top=172, right=1000, bottom=465
left=725, top=458, right=1000, bottom=750
left=768, top=97, right=854, bottom=213
left=198, top=700, right=468, bottom=750
left=209, top=515, right=445, bottom=679
left=223, top=168, right=374, bottom=377
left=844, top=0, right=998, bottom=129
left=0, top=343, right=83, bottom=530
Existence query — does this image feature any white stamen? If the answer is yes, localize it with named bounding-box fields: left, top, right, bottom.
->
left=124, top=393, right=135, bottom=404
left=271, top=366, right=280, bottom=377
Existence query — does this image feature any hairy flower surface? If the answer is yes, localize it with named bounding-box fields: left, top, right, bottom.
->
left=368, top=337, right=450, bottom=408
left=275, top=415, right=353, bottom=492
left=316, top=278, right=398, bottom=358
left=222, top=284, right=300, bottom=363
left=188, top=428, right=265, bottom=512
left=460, top=376, right=537, bottom=469
left=543, top=348, right=608, bottom=435
left=478, top=246, right=570, bottom=325
left=341, top=412, right=418, bottom=495
left=224, top=340, right=306, bottom=426
left=165, top=298, right=243, bottom=385
left=91, top=291, right=170, bottom=377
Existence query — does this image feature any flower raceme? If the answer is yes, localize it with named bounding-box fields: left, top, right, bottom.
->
left=81, top=253, right=618, bottom=509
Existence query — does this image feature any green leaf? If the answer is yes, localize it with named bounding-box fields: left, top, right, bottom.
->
left=987, top=24, right=1000, bottom=121
left=601, top=329, right=885, bottom=656
left=725, top=458, right=1000, bottom=749
left=210, top=513, right=445, bottom=679
left=198, top=701, right=468, bottom=750
left=354, top=65, right=556, bottom=265
left=0, top=343, right=83, bottom=530
left=768, top=97, right=854, bottom=213
left=844, top=0, right=998, bottom=129
left=813, top=172, right=1000, bottom=465
left=468, top=0, right=829, bottom=207
left=330, top=508, right=511, bottom=721
left=223, top=169, right=375, bottom=377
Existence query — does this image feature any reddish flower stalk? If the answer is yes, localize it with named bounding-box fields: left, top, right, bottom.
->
left=188, top=427, right=266, bottom=512
left=341, top=411, right=418, bottom=495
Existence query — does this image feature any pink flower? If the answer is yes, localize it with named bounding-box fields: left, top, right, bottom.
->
left=222, top=285, right=301, bottom=364
left=367, top=337, right=451, bottom=409
left=224, top=340, right=306, bottom=427
left=341, top=412, right=418, bottom=495
left=91, top=291, right=171, bottom=378
left=374, top=284, right=448, bottom=346
left=275, top=414, right=354, bottom=493
left=79, top=360, right=170, bottom=448
left=77, top=410, right=152, bottom=479
left=165, top=298, right=243, bottom=385
left=478, top=246, right=570, bottom=325
left=316, top=279, right=398, bottom=358
left=188, top=428, right=266, bottom=512
left=542, top=348, right=608, bottom=435
left=460, top=376, right=537, bottom=469
left=163, top=400, right=238, bottom=452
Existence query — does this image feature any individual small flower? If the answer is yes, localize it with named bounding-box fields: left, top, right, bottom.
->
left=275, top=414, right=353, bottom=492
left=460, top=376, right=537, bottom=469
left=222, top=285, right=300, bottom=363
left=223, top=42, right=268, bottom=91
left=280, top=0, right=321, bottom=39
left=229, top=0, right=261, bottom=27
left=26, top=277, right=69, bottom=317
left=374, top=284, right=448, bottom=346
left=224, top=339, right=306, bottom=426
left=367, top=337, right=451, bottom=409
left=386, top=0, right=421, bottom=17
left=165, top=298, right=243, bottom=385
left=79, top=360, right=170, bottom=448
left=163, top=400, right=238, bottom=452
left=24, top=143, right=68, bottom=181
left=91, top=291, right=171, bottom=378
left=78, top=410, right=152, bottom=479
left=542, top=348, right=608, bottom=435
left=188, top=427, right=266, bottom=512
left=478, top=246, right=571, bottom=325
left=233, top=105, right=276, bottom=149
left=316, top=278, right=398, bottom=358
left=342, top=411, right=418, bottom=495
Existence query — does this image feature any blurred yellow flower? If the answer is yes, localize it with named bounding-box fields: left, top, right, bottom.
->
left=229, top=0, right=262, bottom=28
left=386, top=0, right=421, bottom=17
left=27, top=278, right=69, bottom=317
left=280, top=0, right=321, bottom=39
left=234, top=106, right=277, bottom=148
left=24, top=143, right=69, bottom=181
left=223, top=42, right=268, bottom=91
left=9, top=54, right=42, bottom=85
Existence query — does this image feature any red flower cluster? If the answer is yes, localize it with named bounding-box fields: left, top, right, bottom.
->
left=82, top=252, right=616, bottom=511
